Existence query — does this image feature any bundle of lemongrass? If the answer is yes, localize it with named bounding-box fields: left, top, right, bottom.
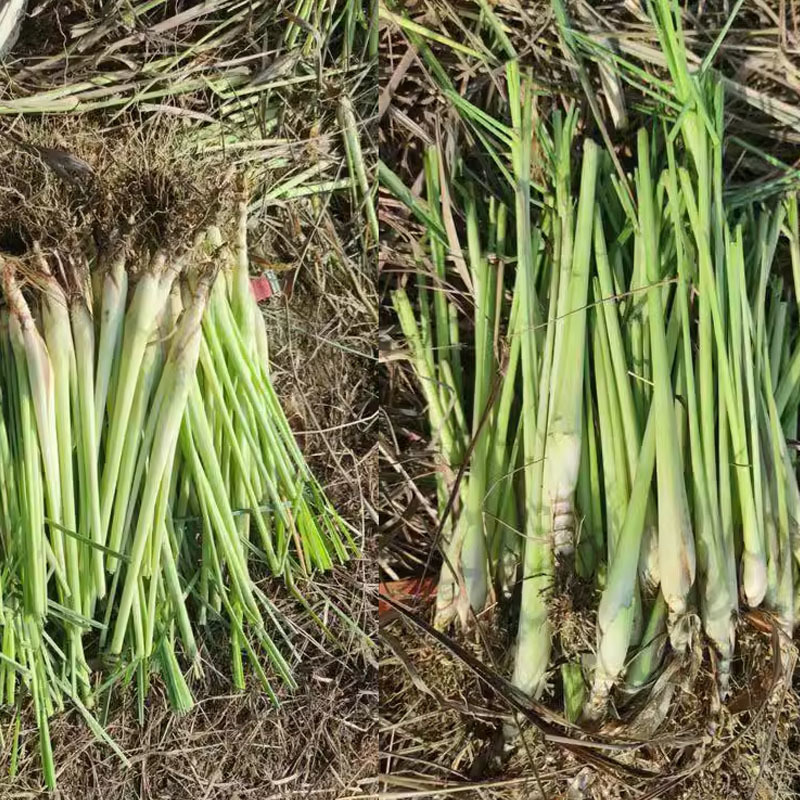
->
left=0, top=191, right=355, bottom=788
left=387, top=0, right=799, bottom=732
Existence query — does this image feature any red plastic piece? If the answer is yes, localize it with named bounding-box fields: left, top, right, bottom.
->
left=378, top=576, right=437, bottom=616
left=251, top=275, right=273, bottom=302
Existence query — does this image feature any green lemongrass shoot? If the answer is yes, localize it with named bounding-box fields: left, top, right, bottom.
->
left=637, top=129, right=695, bottom=621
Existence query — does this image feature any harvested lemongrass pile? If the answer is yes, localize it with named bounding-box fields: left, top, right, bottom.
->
left=0, top=158, right=355, bottom=787
left=386, top=0, right=799, bottom=734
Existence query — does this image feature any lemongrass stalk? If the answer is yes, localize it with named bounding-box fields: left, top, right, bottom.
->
left=769, top=297, right=787, bottom=389
left=94, top=248, right=127, bottom=445
left=0, top=384, right=17, bottom=540
left=459, top=191, right=497, bottom=615
left=497, top=423, right=522, bottom=596
left=488, top=266, right=521, bottom=581
left=71, top=296, right=107, bottom=598
left=109, top=278, right=210, bottom=654
left=691, top=127, right=718, bottom=534
left=426, top=149, right=454, bottom=352
left=576, top=359, right=603, bottom=578
left=721, top=223, right=768, bottom=605
left=512, top=224, right=561, bottom=697
left=122, top=285, right=183, bottom=578
left=424, top=147, right=467, bottom=452
left=159, top=635, right=194, bottom=715
left=230, top=602, right=245, bottom=690
left=36, top=260, right=87, bottom=678
left=628, top=216, right=661, bottom=595
left=162, top=513, right=196, bottom=659
left=229, top=208, right=257, bottom=561
left=188, top=427, right=222, bottom=621
left=541, top=113, right=585, bottom=557
left=38, top=267, right=77, bottom=565
left=593, top=283, right=644, bottom=647
left=105, top=331, right=163, bottom=572
left=204, top=521, right=293, bottom=695
left=8, top=317, right=47, bottom=619
left=509, top=60, right=556, bottom=699
left=624, top=592, right=668, bottom=691
left=763, top=449, right=781, bottom=608
left=665, top=138, right=734, bottom=687
left=682, top=291, right=734, bottom=674
left=551, top=106, right=578, bottom=349
left=718, top=362, right=738, bottom=605
left=762, top=338, right=795, bottom=636
left=2, top=262, right=65, bottom=579
left=231, top=196, right=257, bottom=352
left=585, top=235, right=684, bottom=720
left=135, top=282, right=182, bottom=490
left=561, top=662, right=586, bottom=724
left=144, top=466, right=175, bottom=657
left=740, top=246, right=766, bottom=582
left=637, top=131, right=695, bottom=619
left=180, top=417, right=261, bottom=623
left=628, top=235, right=647, bottom=421
left=591, top=299, right=629, bottom=559
left=586, top=410, right=658, bottom=718
left=195, top=345, right=280, bottom=568
left=593, top=210, right=647, bottom=483
left=205, top=281, right=347, bottom=569
left=100, top=251, right=178, bottom=539
left=185, top=376, right=262, bottom=582
left=199, top=317, right=297, bottom=559
left=27, top=645, right=55, bottom=790
left=711, top=93, right=737, bottom=611
left=542, top=139, right=599, bottom=558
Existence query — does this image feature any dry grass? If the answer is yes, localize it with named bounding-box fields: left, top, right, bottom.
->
left=380, top=605, right=800, bottom=800
left=8, top=586, right=374, bottom=799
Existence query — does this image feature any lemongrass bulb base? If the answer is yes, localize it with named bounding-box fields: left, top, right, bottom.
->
left=638, top=524, right=660, bottom=594
left=667, top=611, right=694, bottom=654
left=741, top=550, right=768, bottom=607
left=512, top=615, right=552, bottom=699
left=433, top=572, right=459, bottom=631
left=545, top=431, right=582, bottom=556
left=583, top=677, right=612, bottom=722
